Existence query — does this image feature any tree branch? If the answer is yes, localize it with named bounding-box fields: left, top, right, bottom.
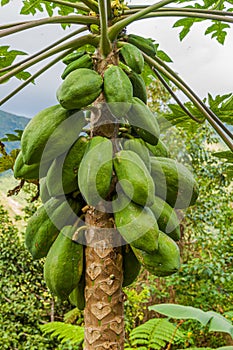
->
left=99, top=0, right=112, bottom=56
left=43, top=0, right=89, bottom=12
left=0, top=26, right=87, bottom=73
left=0, top=15, right=99, bottom=38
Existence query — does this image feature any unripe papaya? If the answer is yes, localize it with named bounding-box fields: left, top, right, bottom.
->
left=128, top=71, right=147, bottom=104
left=122, top=245, right=141, bottom=287
left=62, top=50, right=86, bottom=65
left=46, top=136, right=88, bottom=196
left=127, top=34, right=156, bottom=57
left=13, top=151, right=51, bottom=180
left=44, top=225, right=83, bottom=300
left=113, top=150, right=154, bottom=207
left=123, top=138, right=151, bottom=172
left=21, top=105, right=87, bottom=165
left=39, top=177, right=50, bottom=204
left=25, top=197, right=82, bottom=260
left=113, top=192, right=159, bottom=253
left=120, top=43, right=144, bottom=74
left=69, top=269, right=85, bottom=310
left=132, top=231, right=180, bottom=277
left=150, top=196, right=180, bottom=241
left=103, top=65, right=133, bottom=117
left=78, top=136, right=113, bottom=207
left=145, top=139, right=169, bottom=158
left=126, top=97, right=160, bottom=145
left=150, top=157, right=199, bottom=209
left=61, top=54, right=93, bottom=80
left=57, top=68, right=103, bottom=110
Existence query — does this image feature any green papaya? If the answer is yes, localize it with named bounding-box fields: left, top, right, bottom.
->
left=113, top=150, right=154, bottom=207
left=103, top=65, right=133, bottom=117
left=46, top=136, right=88, bottom=196
left=69, top=268, right=85, bottom=310
left=25, top=197, right=82, bottom=260
left=150, top=196, right=180, bottom=241
left=150, top=157, right=199, bottom=209
left=126, top=97, right=160, bottom=146
left=21, top=105, right=87, bottom=165
left=120, top=43, right=144, bottom=74
left=113, top=193, right=159, bottom=253
left=145, top=139, right=169, bottom=158
left=78, top=136, right=113, bottom=207
left=44, top=225, right=83, bottom=300
left=39, top=177, right=50, bottom=204
left=123, top=138, right=151, bottom=172
left=132, top=231, right=180, bottom=277
left=62, top=50, right=86, bottom=65
left=122, top=244, right=141, bottom=287
left=14, top=151, right=51, bottom=180
left=61, top=54, right=93, bottom=80
left=57, top=68, right=103, bottom=110
left=128, top=71, right=147, bottom=104
left=127, top=34, right=156, bottom=57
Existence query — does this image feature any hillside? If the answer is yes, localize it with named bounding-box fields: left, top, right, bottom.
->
left=0, top=109, right=29, bottom=153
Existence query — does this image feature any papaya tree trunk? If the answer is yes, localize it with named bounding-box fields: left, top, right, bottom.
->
left=84, top=207, right=125, bottom=349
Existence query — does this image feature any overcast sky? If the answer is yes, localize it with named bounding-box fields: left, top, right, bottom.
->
left=0, top=0, right=233, bottom=118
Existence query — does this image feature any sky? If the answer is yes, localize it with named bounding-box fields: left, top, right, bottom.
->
left=0, top=0, right=233, bottom=118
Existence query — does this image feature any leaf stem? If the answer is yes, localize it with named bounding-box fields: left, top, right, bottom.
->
left=125, top=7, right=233, bottom=17
left=0, top=26, right=87, bottom=73
left=144, top=54, right=233, bottom=151
left=108, top=0, right=175, bottom=41
left=0, top=34, right=99, bottom=84
left=99, top=0, right=112, bottom=56
left=43, top=0, right=89, bottom=12
left=0, top=15, right=99, bottom=38
left=78, top=0, right=99, bottom=13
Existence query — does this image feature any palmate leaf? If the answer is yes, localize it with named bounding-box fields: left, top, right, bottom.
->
left=0, top=46, right=31, bottom=82
left=40, top=322, right=84, bottom=345
left=20, top=0, right=86, bottom=17
left=174, top=0, right=233, bottom=43
left=128, top=318, right=184, bottom=349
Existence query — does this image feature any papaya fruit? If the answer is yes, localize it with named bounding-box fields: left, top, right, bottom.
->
left=123, top=138, right=151, bottom=172
left=39, top=177, right=50, bottom=204
left=145, top=139, right=169, bottom=158
left=150, top=157, right=199, bottom=209
left=150, top=196, right=180, bottom=241
left=127, top=34, right=156, bottom=57
left=44, top=225, right=83, bottom=300
left=132, top=231, right=180, bottom=277
left=69, top=267, right=85, bottom=310
left=61, top=54, right=93, bottom=80
left=122, top=244, right=141, bottom=287
left=103, top=65, right=133, bottom=117
left=62, top=50, right=86, bottom=65
left=126, top=97, right=160, bottom=146
left=46, top=136, right=88, bottom=197
left=57, top=68, right=103, bottom=110
left=21, top=105, right=87, bottom=165
left=25, top=196, right=82, bottom=260
left=113, top=150, right=154, bottom=207
left=128, top=71, right=147, bottom=104
left=113, top=192, right=159, bottom=253
left=78, top=136, right=113, bottom=207
left=13, top=151, right=51, bottom=180
left=120, top=43, right=144, bottom=74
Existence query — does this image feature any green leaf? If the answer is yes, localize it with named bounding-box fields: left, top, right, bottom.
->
left=0, top=154, right=15, bottom=172
left=205, top=21, right=230, bottom=44
left=207, top=311, right=233, bottom=337
left=40, top=322, right=84, bottom=345
left=173, top=17, right=203, bottom=41
left=0, top=46, right=28, bottom=70
left=149, top=304, right=211, bottom=326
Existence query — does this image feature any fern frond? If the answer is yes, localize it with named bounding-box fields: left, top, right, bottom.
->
left=40, top=321, right=84, bottom=345
left=129, top=318, right=184, bottom=349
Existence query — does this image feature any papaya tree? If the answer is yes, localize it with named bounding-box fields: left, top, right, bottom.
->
left=1, top=1, right=233, bottom=349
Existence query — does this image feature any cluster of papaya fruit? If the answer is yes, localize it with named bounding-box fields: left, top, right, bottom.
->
left=13, top=33, right=199, bottom=307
